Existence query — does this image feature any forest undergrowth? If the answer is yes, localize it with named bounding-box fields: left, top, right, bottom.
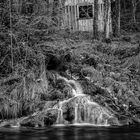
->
left=0, top=0, right=140, bottom=126
left=0, top=27, right=140, bottom=125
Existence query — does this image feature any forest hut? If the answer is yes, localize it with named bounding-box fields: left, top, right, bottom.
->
left=12, top=0, right=115, bottom=39
left=62, top=0, right=112, bottom=38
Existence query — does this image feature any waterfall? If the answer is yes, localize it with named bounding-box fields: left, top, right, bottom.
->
left=74, top=104, right=78, bottom=123
left=53, top=75, right=118, bottom=126
left=56, top=102, right=63, bottom=124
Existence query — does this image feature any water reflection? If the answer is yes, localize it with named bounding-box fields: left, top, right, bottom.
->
left=0, top=126, right=140, bottom=140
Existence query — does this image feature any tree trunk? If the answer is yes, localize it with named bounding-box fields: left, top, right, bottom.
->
left=93, top=0, right=99, bottom=39
left=112, top=0, right=120, bottom=37
left=104, top=0, right=111, bottom=39
left=132, top=0, right=137, bottom=25
left=116, top=0, right=120, bottom=36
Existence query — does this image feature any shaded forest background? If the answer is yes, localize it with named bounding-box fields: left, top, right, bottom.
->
left=0, top=0, right=140, bottom=77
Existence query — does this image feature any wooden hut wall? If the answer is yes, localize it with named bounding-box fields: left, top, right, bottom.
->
left=65, top=0, right=94, bottom=5
left=64, top=0, right=111, bottom=33
left=64, top=0, right=95, bottom=32
left=64, top=5, right=79, bottom=31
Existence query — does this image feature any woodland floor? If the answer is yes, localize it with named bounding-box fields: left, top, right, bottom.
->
left=0, top=30, right=140, bottom=127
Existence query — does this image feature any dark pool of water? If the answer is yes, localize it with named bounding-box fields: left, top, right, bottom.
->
left=0, top=125, right=140, bottom=140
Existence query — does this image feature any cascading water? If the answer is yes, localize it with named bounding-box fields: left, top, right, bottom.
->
left=53, top=75, right=119, bottom=126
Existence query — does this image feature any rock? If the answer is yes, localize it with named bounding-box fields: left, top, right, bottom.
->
left=49, top=90, right=66, bottom=100
left=104, top=38, right=112, bottom=44
left=44, top=109, right=58, bottom=125
left=119, top=119, right=131, bottom=126
left=110, top=72, right=121, bottom=81
left=131, top=116, right=140, bottom=124
left=80, top=80, right=98, bottom=96
left=114, top=44, right=140, bottom=59
left=56, top=96, right=118, bottom=125
left=43, top=101, right=58, bottom=110
left=20, top=114, right=44, bottom=127
left=81, top=54, right=98, bottom=68
left=96, top=64, right=105, bottom=72
left=103, top=77, right=114, bottom=87
left=63, top=105, right=75, bottom=123
left=104, top=64, right=112, bottom=72
left=121, top=36, right=131, bottom=42
left=20, top=109, right=58, bottom=127
left=108, top=117, right=120, bottom=126
left=81, top=67, right=103, bottom=83
left=0, top=120, right=19, bottom=128
left=18, top=93, right=121, bottom=127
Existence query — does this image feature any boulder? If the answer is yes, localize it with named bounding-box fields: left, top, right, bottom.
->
left=20, top=109, right=58, bottom=127
left=81, top=67, right=103, bottom=83
left=55, top=96, right=119, bottom=125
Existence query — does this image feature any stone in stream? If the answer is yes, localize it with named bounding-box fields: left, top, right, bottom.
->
left=20, top=109, right=58, bottom=127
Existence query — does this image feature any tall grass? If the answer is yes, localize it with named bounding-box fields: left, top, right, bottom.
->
left=0, top=0, right=59, bottom=119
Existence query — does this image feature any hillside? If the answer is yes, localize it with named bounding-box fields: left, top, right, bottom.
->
left=0, top=31, right=140, bottom=127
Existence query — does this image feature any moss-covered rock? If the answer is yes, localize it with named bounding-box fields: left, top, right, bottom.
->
left=20, top=109, right=58, bottom=127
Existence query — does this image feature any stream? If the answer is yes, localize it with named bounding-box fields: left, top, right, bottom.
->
left=0, top=125, right=140, bottom=140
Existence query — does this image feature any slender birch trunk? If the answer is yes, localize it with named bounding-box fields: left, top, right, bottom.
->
left=104, top=0, right=110, bottom=39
